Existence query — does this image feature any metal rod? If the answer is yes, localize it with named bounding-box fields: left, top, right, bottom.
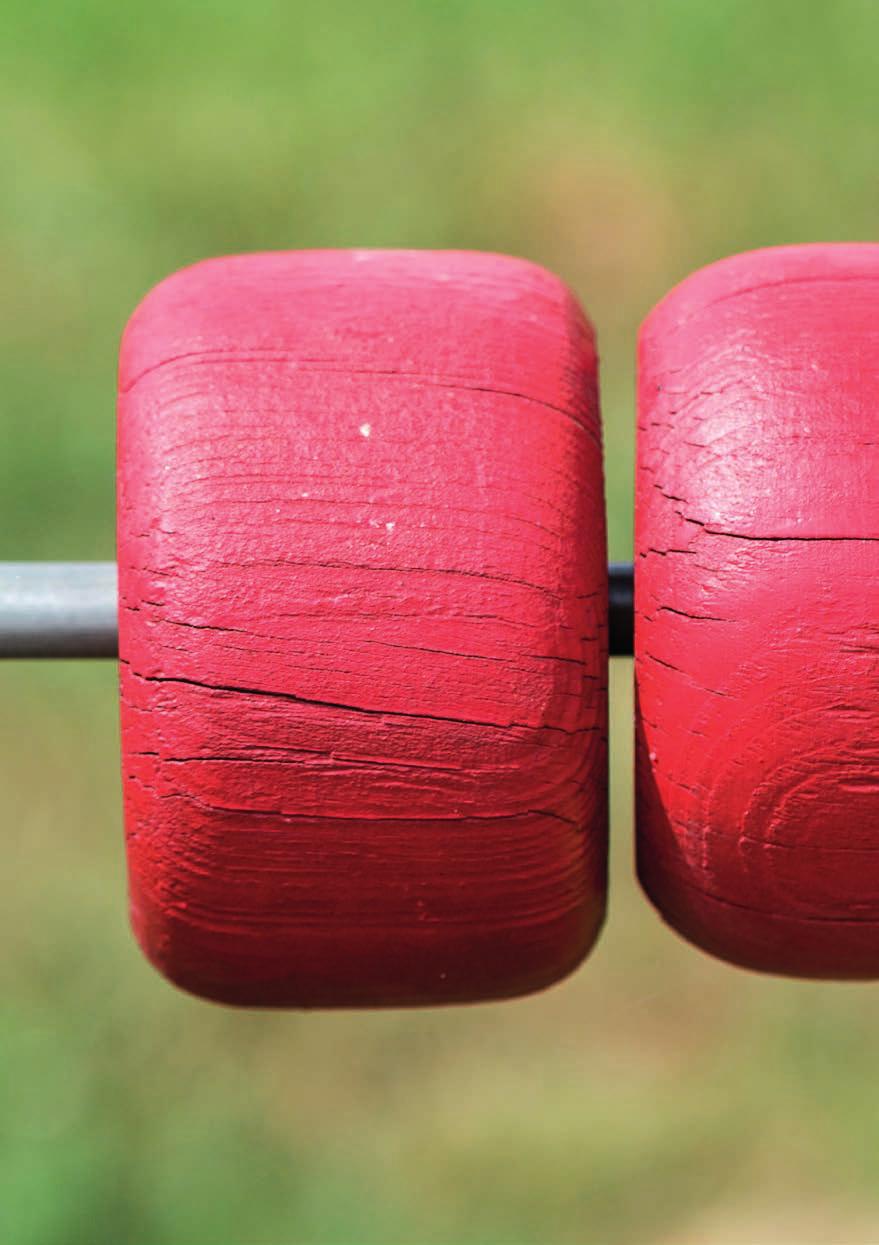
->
left=608, top=562, right=633, bottom=658
left=0, top=563, right=118, bottom=658
left=0, top=561, right=636, bottom=659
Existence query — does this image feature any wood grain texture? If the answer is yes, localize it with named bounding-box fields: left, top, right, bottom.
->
left=636, top=243, right=879, bottom=978
left=117, top=250, right=607, bottom=1006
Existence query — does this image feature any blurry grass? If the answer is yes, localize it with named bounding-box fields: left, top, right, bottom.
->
left=3, top=1, right=879, bottom=1241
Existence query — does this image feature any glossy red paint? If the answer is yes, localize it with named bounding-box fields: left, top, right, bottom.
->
left=118, top=250, right=607, bottom=1006
left=636, top=243, right=879, bottom=977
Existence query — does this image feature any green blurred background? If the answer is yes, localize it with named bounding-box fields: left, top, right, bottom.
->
left=3, top=2, right=879, bottom=1241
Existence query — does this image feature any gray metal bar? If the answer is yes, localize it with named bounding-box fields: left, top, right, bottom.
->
left=608, top=562, right=634, bottom=658
left=0, top=561, right=636, bottom=659
left=0, top=562, right=118, bottom=658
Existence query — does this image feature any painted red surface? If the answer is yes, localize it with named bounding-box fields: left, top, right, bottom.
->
left=636, top=243, right=879, bottom=977
left=118, top=250, right=607, bottom=1006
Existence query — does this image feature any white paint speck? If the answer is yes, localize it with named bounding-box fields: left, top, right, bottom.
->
left=385, top=521, right=395, bottom=533
left=359, top=423, right=372, bottom=438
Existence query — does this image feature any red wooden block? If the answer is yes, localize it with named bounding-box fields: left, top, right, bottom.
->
left=118, top=250, right=607, bottom=1006
left=636, top=243, right=879, bottom=977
